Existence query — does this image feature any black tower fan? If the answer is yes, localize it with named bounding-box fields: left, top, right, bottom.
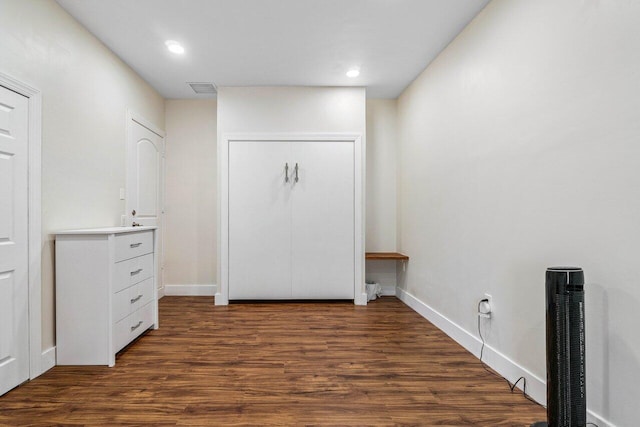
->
left=532, top=267, right=587, bottom=427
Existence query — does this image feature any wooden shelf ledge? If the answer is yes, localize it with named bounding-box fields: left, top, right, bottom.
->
left=366, top=252, right=409, bottom=261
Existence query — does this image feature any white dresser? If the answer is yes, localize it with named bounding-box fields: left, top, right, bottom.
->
left=55, top=226, right=158, bottom=366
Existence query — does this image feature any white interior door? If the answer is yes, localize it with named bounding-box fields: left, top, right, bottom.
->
left=291, top=141, right=355, bottom=299
left=127, top=118, right=165, bottom=290
left=0, top=86, right=29, bottom=396
left=229, top=141, right=292, bottom=299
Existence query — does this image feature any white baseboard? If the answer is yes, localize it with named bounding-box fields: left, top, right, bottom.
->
left=395, top=288, right=616, bottom=427
left=164, top=284, right=217, bottom=296
left=41, top=346, right=56, bottom=374
left=395, top=288, right=546, bottom=404
left=157, top=286, right=165, bottom=299
left=586, top=409, right=616, bottom=427
left=380, top=285, right=396, bottom=296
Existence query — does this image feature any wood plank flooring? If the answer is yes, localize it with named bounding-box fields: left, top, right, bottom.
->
left=0, top=297, right=545, bottom=426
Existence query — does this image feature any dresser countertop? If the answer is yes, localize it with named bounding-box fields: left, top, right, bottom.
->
left=55, top=226, right=157, bottom=235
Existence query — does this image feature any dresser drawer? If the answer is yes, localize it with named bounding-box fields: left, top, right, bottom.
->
left=132, top=277, right=154, bottom=313
left=114, top=230, right=153, bottom=262
left=114, top=301, right=154, bottom=352
left=113, top=277, right=154, bottom=323
left=113, top=253, right=153, bottom=293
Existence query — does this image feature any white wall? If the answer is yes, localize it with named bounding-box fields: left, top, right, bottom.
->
left=166, top=92, right=399, bottom=296
left=365, top=99, right=398, bottom=290
left=0, top=0, right=165, bottom=350
left=164, top=100, right=217, bottom=288
left=396, top=1, right=640, bottom=425
left=218, top=87, right=365, bottom=134
left=217, top=86, right=366, bottom=298
left=164, top=94, right=399, bottom=295
left=365, top=99, right=397, bottom=252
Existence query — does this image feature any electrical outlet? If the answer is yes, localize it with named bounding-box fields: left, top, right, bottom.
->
left=484, top=293, right=492, bottom=310
left=478, top=293, right=492, bottom=319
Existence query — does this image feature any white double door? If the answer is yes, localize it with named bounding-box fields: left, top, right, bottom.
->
left=229, top=141, right=355, bottom=300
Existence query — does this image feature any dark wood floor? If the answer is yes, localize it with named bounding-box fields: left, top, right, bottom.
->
left=0, top=297, right=545, bottom=426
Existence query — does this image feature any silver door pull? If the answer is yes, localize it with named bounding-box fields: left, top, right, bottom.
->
left=130, top=320, right=143, bottom=331
left=294, top=163, right=299, bottom=182
left=130, top=294, right=143, bottom=304
left=285, top=163, right=289, bottom=182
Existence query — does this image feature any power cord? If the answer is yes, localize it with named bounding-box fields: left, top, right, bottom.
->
left=476, top=300, right=600, bottom=427
left=476, top=300, right=537, bottom=404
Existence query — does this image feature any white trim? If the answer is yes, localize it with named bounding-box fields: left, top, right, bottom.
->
left=216, top=129, right=228, bottom=306
left=586, top=409, right=616, bottom=427
left=395, top=288, right=546, bottom=403
left=357, top=292, right=368, bottom=305
left=165, top=284, right=217, bottom=296
left=353, top=133, right=366, bottom=306
left=217, top=132, right=365, bottom=306
left=127, top=109, right=166, bottom=139
left=0, top=71, right=43, bottom=379
left=40, top=347, right=56, bottom=374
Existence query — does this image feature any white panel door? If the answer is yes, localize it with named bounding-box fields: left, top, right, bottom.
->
left=127, top=121, right=164, bottom=227
left=127, top=119, right=164, bottom=290
left=291, top=141, right=354, bottom=299
left=229, top=141, right=292, bottom=299
left=0, top=86, right=29, bottom=396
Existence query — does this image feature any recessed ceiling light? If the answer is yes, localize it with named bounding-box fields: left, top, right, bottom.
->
left=165, top=40, right=185, bottom=54
left=346, top=69, right=360, bottom=78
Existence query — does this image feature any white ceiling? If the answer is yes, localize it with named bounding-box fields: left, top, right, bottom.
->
left=56, top=0, right=489, bottom=99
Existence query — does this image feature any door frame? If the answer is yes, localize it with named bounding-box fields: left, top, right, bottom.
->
left=218, top=132, right=366, bottom=306
left=0, top=71, right=43, bottom=379
left=125, top=109, right=166, bottom=297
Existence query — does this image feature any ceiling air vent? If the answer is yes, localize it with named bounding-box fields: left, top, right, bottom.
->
left=187, top=82, right=217, bottom=94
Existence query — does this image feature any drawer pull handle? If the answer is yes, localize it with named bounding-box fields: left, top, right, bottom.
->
left=130, top=321, right=143, bottom=331
left=130, top=268, right=143, bottom=276
left=130, top=294, right=143, bottom=304
left=130, top=242, right=142, bottom=248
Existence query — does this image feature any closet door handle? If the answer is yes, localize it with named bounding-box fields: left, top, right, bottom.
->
left=285, top=163, right=289, bottom=183
left=294, top=163, right=299, bottom=183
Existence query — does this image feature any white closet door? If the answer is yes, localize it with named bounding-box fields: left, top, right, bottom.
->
left=291, top=141, right=354, bottom=299
left=0, top=87, right=29, bottom=395
left=229, top=142, right=292, bottom=299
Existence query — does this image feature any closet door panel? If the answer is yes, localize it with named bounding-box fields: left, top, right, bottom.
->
left=229, top=142, right=292, bottom=299
left=291, top=141, right=355, bottom=299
